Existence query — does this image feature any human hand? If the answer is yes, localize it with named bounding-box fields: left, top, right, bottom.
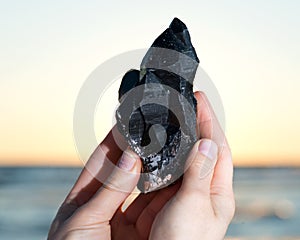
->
left=48, top=91, right=235, bottom=240
left=149, top=91, right=235, bottom=239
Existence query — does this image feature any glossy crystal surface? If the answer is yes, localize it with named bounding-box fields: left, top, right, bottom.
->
left=116, top=18, right=199, bottom=193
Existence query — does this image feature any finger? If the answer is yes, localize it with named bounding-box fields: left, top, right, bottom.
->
left=194, top=92, right=234, bottom=219
left=179, top=139, right=218, bottom=196
left=136, top=181, right=181, bottom=238
left=210, top=137, right=234, bottom=222
left=211, top=145, right=233, bottom=194
left=73, top=148, right=142, bottom=223
left=194, top=91, right=227, bottom=150
left=210, top=140, right=234, bottom=220
left=122, top=191, right=158, bottom=224
left=50, top=126, right=125, bottom=230
left=65, top=126, right=125, bottom=205
left=194, top=91, right=233, bottom=193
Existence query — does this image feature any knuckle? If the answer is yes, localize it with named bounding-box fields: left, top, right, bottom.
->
left=210, top=184, right=235, bottom=220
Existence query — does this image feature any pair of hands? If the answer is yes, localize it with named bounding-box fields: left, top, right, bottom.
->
left=48, top=92, right=235, bottom=240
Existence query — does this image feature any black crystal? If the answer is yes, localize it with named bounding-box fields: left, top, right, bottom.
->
left=116, top=18, right=199, bottom=193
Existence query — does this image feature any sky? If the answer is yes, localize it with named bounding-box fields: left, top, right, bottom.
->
left=0, top=0, right=300, bottom=166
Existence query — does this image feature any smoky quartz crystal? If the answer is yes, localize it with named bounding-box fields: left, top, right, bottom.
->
left=116, top=18, right=199, bottom=193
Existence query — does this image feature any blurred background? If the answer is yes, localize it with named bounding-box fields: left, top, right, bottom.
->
left=1, top=0, right=300, bottom=239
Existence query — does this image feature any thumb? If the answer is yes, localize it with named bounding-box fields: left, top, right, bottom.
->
left=181, top=139, right=218, bottom=195
left=75, top=148, right=141, bottom=222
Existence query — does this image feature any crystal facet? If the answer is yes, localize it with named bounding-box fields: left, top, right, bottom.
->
left=116, top=18, right=199, bottom=193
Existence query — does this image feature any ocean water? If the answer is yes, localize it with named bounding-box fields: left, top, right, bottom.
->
left=0, top=167, right=300, bottom=240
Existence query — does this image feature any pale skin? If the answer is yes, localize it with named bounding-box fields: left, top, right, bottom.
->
left=48, top=91, right=235, bottom=240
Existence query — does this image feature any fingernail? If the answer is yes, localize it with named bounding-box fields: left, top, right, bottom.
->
left=117, top=148, right=138, bottom=171
left=198, top=139, right=218, bottom=160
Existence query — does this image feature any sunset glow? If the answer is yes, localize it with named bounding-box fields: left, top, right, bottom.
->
left=1, top=1, right=299, bottom=166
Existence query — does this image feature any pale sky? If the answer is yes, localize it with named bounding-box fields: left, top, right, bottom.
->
left=1, top=0, right=300, bottom=166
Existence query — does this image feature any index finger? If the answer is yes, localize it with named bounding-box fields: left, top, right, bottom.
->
left=65, top=125, right=126, bottom=206
left=194, top=91, right=233, bottom=190
left=195, top=91, right=227, bottom=149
